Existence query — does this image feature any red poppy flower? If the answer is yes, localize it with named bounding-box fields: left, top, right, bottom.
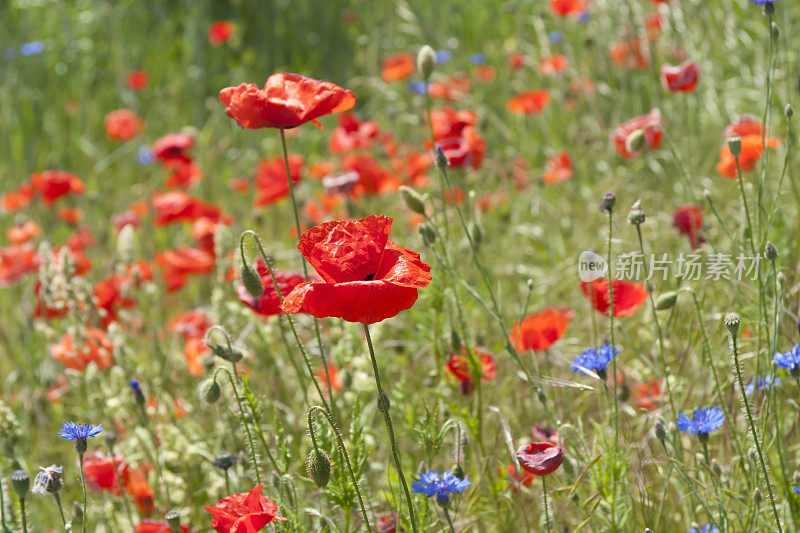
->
left=50, top=328, right=113, bottom=371
left=253, top=155, right=304, bottom=206
left=209, top=21, right=235, bottom=45
left=281, top=215, right=432, bottom=324
left=550, top=0, right=586, bottom=17
left=329, top=113, right=379, bottom=153
left=6, top=221, right=40, bottom=245
left=428, top=75, right=470, bottom=102
left=168, top=309, right=213, bottom=340
left=30, top=170, right=85, bottom=205
left=543, top=151, right=573, bottom=184
left=342, top=154, right=401, bottom=195
left=672, top=204, right=705, bottom=249
left=205, top=484, right=286, bottom=533
left=609, top=38, right=650, bottom=71
left=660, top=60, right=700, bottom=92
left=135, top=520, right=189, bottom=533
left=510, top=308, right=573, bottom=351
left=315, top=363, right=344, bottom=394
left=516, top=442, right=564, bottom=475
left=127, top=70, right=149, bottom=91
left=219, top=73, right=355, bottom=130
left=716, top=118, right=780, bottom=178
left=164, top=160, right=203, bottom=189
left=0, top=243, right=40, bottom=286
left=507, top=53, right=526, bottom=70
left=473, top=65, right=497, bottom=83
left=1, top=183, right=36, bottom=212
left=83, top=452, right=123, bottom=494
left=104, top=109, right=144, bottom=140
left=532, top=425, right=562, bottom=447
left=581, top=279, right=649, bottom=317
left=645, top=14, right=663, bottom=40
left=633, top=379, right=662, bottom=411
left=724, top=115, right=764, bottom=139
left=237, top=258, right=306, bottom=317
left=152, top=133, right=195, bottom=166
left=507, top=90, right=551, bottom=115
left=152, top=191, right=229, bottom=226
left=121, top=463, right=154, bottom=515
left=155, top=246, right=215, bottom=292
left=539, top=55, right=568, bottom=76
left=381, top=52, right=415, bottom=82
left=435, top=127, right=486, bottom=170
left=446, top=348, right=497, bottom=383
left=611, top=109, right=663, bottom=159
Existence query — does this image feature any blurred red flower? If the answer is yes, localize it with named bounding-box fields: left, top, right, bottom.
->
left=104, top=109, right=144, bottom=140
left=516, top=442, right=564, bottom=475
left=205, top=484, right=286, bottom=533
left=510, top=308, right=573, bottom=351
left=329, top=113, right=379, bottom=153
left=253, top=154, right=304, bottom=207
left=209, top=21, right=235, bottom=45
left=0, top=243, right=40, bottom=286
left=446, top=348, right=497, bottom=383
left=135, top=520, right=189, bottom=533
left=716, top=116, right=779, bottom=178
left=381, top=52, right=415, bottom=82
left=152, top=191, right=229, bottom=226
left=155, top=246, right=215, bottom=292
left=610, top=38, right=650, bottom=71
left=507, top=90, right=551, bottom=115
left=581, top=279, right=649, bottom=317
left=219, top=73, right=355, bottom=129
left=550, top=0, right=586, bottom=17
left=633, top=379, right=662, bottom=410
left=127, top=70, right=149, bottom=91
left=50, top=328, right=113, bottom=371
left=282, top=215, right=431, bottom=324
left=237, top=258, right=306, bottom=317
left=661, top=60, right=700, bottom=92
left=543, top=151, right=573, bottom=184
left=539, top=55, right=568, bottom=76
left=6, top=221, right=40, bottom=245
left=30, top=170, right=85, bottom=205
left=152, top=133, right=195, bottom=166
left=672, top=205, right=705, bottom=249
left=611, top=109, right=663, bottom=159
left=315, top=363, right=344, bottom=394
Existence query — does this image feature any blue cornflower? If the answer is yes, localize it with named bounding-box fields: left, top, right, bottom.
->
left=548, top=31, right=563, bottom=43
left=137, top=145, right=155, bottom=165
left=745, top=374, right=780, bottom=395
left=749, top=0, right=775, bottom=4
left=578, top=12, right=591, bottom=23
left=570, top=342, right=619, bottom=379
left=688, top=525, right=719, bottom=533
left=411, top=470, right=471, bottom=506
left=408, top=81, right=427, bottom=95
left=793, top=486, right=800, bottom=495
left=773, top=344, right=800, bottom=375
left=469, top=53, right=486, bottom=65
left=436, top=50, right=452, bottom=63
left=19, top=41, right=45, bottom=56
left=676, top=406, right=724, bottom=438
left=58, top=422, right=103, bottom=441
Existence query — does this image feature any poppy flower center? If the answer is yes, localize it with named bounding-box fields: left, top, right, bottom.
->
left=364, top=272, right=376, bottom=281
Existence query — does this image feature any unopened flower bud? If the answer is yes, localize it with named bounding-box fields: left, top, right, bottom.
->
left=399, top=185, right=427, bottom=215
left=600, top=192, right=617, bottom=213
left=240, top=262, right=263, bottom=298
left=212, top=450, right=237, bottom=471
left=655, top=291, right=678, bottom=311
left=627, top=202, right=646, bottom=225
left=753, top=488, right=762, bottom=505
left=764, top=241, right=778, bottom=261
left=711, top=459, right=722, bottom=476
left=417, top=45, right=436, bottom=81
left=418, top=222, right=436, bottom=245
left=748, top=447, right=758, bottom=462
left=625, top=129, right=646, bottom=155
left=435, top=146, right=449, bottom=169
left=306, top=448, right=332, bottom=488
left=471, top=221, right=483, bottom=246
left=198, top=378, right=221, bottom=404
left=450, top=329, right=461, bottom=352
left=210, top=343, right=243, bottom=363
left=654, top=420, right=667, bottom=442
left=771, top=22, right=779, bottom=40
left=165, top=510, right=181, bottom=533
left=74, top=501, right=85, bottom=526
left=785, top=104, right=794, bottom=118
left=727, top=136, right=742, bottom=158
left=724, top=313, right=741, bottom=337
left=10, top=470, right=29, bottom=499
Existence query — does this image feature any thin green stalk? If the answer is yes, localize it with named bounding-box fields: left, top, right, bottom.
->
left=363, top=325, right=418, bottom=533
left=702, top=438, right=728, bottom=530
left=542, top=474, right=551, bottom=532
left=734, top=155, right=756, bottom=255
left=53, top=493, right=67, bottom=527
left=308, top=406, right=373, bottom=532
left=443, top=506, right=456, bottom=533
left=278, top=128, right=336, bottom=416
left=19, top=498, right=27, bottom=533
left=729, top=327, right=782, bottom=532
left=605, top=208, right=619, bottom=533
left=79, top=453, right=87, bottom=533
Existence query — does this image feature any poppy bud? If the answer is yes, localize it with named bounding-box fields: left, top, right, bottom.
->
left=418, top=222, right=436, bottom=245
left=764, top=241, right=778, bottom=261
left=711, top=459, right=722, bottom=476
left=753, top=488, right=762, bottom=505
left=536, top=388, right=547, bottom=406
left=727, top=136, right=742, bottom=158
left=74, top=502, right=85, bottom=527
left=212, top=450, right=237, bottom=471
left=165, top=510, right=181, bottom=533
left=240, top=262, right=263, bottom=298
left=471, top=221, right=483, bottom=246
left=619, top=382, right=630, bottom=402
left=306, top=449, right=332, bottom=488
left=399, top=185, right=427, bottom=215
left=10, top=470, right=29, bottom=499
left=786, top=104, right=794, bottom=118
left=624, top=129, right=646, bottom=155
left=655, top=291, right=678, bottom=311
left=627, top=201, right=646, bottom=225
left=571, top=492, right=580, bottom=503
left=417, top=45, right=436, bottom=81
left=724, top=313, right=741, bottom=337
left=654, top=419, right=667, bottom=442
left=435, top=146, right=449, bottom=169
left=645, top=529, right=653, bottom=533
left=600, top=192, right=616, bottom=213
left=198, top=378, right=221, bottom=404
left=777, top=271, right=786, bottom=287
left=211, top=343, right=243, bottom=363
left=771, top=22, right=779, bottom=40
left=450, top=329, right=461, bottom=352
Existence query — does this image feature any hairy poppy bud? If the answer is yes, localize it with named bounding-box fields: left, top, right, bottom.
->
left=777, top=271, right=786, bottom=287
left=418, top=222, right=436, bottom=245
left=211, top=343, right=243, bottom=363
left=624, top=129, right=646, bottom=155
left=10, top=470, right=30, bottom=499
left=212, top=450, right=237, bottom=471
left=399, top=185, right=427, bottom=215
left=600, top=192, right=616, bottom=213
left=306, top=449, right=332, bottom=488
left=627, top=201, right=646, bottom=225
left=198, top=378, right=221, bottom=404
left=165, top=510, right=181, bottom=532
left=655, top=291, right=678, bottom=311
left=74, top=501, right=85, bottom=526
left=764, top=241, right=778, bottom=261
left=748, top=447, right=758, bottom=462
left=724, top=313, right=741, bottom=337
left=786, top=104, right=794, bottom=118
left=435, top=146, right=449, bottom=169
left=770, top=22, right=779, bottom=40
left=654, top=419, right=667, bottom=442
left=450, top=329, right=461, bottom=352
left=471, top=221, right=483, bottom=246
left=727, top=136, right=742, bottom=158
left=753, top=488, right=762, bottom=505
left=240, top=262, right=263, bottom=298
left=417, top=45, right=436, bottom=81
left=711, top=459, right=722, bottom=476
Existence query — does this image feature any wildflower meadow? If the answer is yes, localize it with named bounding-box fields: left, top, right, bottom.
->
left=3, top=0, right=800, bottom=531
